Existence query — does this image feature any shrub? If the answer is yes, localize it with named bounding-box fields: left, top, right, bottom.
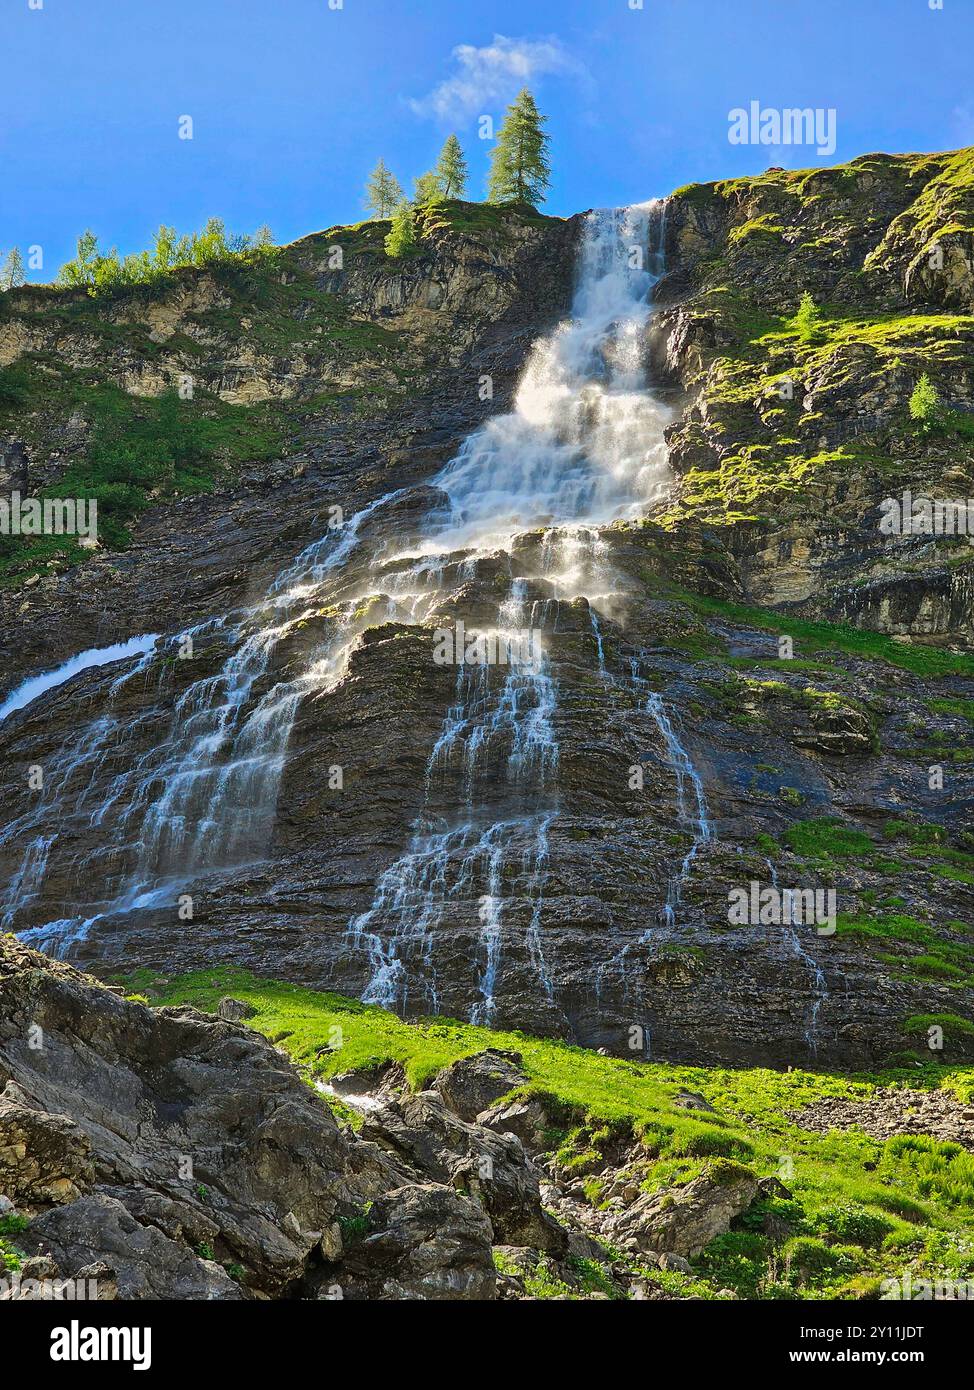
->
left=816, top=1203, right=894, bottom=1249
left=792, top=291, right=822, bottom=342
left=909, top=373, right=940, bottom=431
left=783, top=1235, right=861, bottom=1285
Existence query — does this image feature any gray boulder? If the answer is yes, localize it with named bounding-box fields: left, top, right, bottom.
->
left=361, top=1089, right=567, bottom=1254
left=604, top=1162, right=759, bottom=1258
left=431, top=1049, right=528, bottom=1122
left=323, top=1183, right=496, bottom=1301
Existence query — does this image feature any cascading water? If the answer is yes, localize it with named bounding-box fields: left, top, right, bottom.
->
left=1, top=201, right=717, bottom=1027
left=766, top=858, right=829, bottom=1054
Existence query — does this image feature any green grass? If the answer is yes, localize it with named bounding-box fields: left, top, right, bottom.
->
left=928, top=697, right=974, bottom=722
left=670, top=585, right=974, bottom=677
left=123, top=966, right=974, bottom=1300
left=0, top=1213, right=29, bottom=1274
left=784, top=817, right=874, bottom=860
left=837, top=913, right=974, bottom=989
left=0, top=369, right=284, bottom=577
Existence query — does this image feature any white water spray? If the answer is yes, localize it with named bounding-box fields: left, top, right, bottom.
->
left=2, top=202, right=719, bottom=1029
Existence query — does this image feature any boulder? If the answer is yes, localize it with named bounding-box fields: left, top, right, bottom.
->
left=217, top=997, right=257, bottom=1022
left=477, top=1095, right=552, bottom=1152
left=0, top=1082, right=94, bottom=1206
left=432, top=1049, right=528, bottom=1122
left=605, top=1162, right=759, bottom=1258
left=24, top=1195, right=243, bottom=1301
left=361, top=1090, right=568, bottom=1254
left=0, top=939, right=408, bottom=1298
left=324, top=1183, right=496, bottom=1301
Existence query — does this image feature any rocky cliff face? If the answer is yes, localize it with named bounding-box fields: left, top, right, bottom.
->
left=0, top=174, right=971, bottom=1073
left=656, top=149, right=974, bottom=645
left=0, top=204, right=579, bottom=671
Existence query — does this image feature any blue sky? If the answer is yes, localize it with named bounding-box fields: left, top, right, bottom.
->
left=2, top=0, right=971, bottom=279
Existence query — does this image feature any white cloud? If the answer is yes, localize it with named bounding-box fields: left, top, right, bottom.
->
left=409, top=34, right=589, bottom=123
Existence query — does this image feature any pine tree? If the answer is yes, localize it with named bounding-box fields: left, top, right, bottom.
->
left=414, top=171, right=443, bottom=206
left=793, top=290, right=821, bottom=342
left=1, top=247, right=25, bottom=290
left=436, top=134, right=468, bottom=199
left=384, top=200, right=416, bottom=258
left=487, top=89, right=551, bottom=206
left=365, top=159, right=404, bottom=219
left=909, top=372, right=940, bottom=431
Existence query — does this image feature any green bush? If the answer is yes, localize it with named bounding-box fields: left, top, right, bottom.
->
left=698, top=1231, right=769, bottom=1296
left=783, top=1235, right=861, bottom=1286
left=816, top=1202, right=894, bottom=1249
left=909, top=372, right=940, bottom=431
left=792, top=291, right=822, bottom=342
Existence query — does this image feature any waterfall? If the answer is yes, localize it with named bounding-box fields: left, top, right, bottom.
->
left=766, top=858, right=829, bottom=1054
left=1, top=199, right=720, bottom=1028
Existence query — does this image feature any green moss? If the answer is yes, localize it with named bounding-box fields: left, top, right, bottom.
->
left=902, top=1013, right=974, bottom=1040
left=668, top=584, right=974, bottom=678
left=784, top=817, right=874, bottom=860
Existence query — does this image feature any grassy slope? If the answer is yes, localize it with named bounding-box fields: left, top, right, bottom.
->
left=663, top=149, right=974, bottom=529
left=127, top=967, right=974, bottom=1300
left=0, top=201, right=554, bottom=584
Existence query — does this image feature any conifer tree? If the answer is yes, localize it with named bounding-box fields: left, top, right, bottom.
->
left=413, top=171, right=443, bottom=206
left=909, top=372, right=940, bottom=431
left=384, top=200, right=416, bottom=257
left=487, top=89, right=551, bottom=206
left=436, top=134, right=468, bottom=199
left=793, top=290, right=822, bottom=343
left=0, top=247, right=25, bottom=290
left=365, top=159, right=404, bottom=219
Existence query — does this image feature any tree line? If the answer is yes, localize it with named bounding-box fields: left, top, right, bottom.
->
left=55, top=219, right=275, bottom=292
left=1, top=87, right=552, bottom=289
left=0, top=220, right=274, bottom=296
left=364, top=88, right=552, bottom=257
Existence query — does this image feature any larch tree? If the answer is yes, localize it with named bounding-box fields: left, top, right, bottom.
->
left=365, top=159, right=404, bottom=219
left=1, top=247, right=25, bottom=290
left=487, top=89, right=551, bottom=206
left=435, top=134, right=468, bottom=199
